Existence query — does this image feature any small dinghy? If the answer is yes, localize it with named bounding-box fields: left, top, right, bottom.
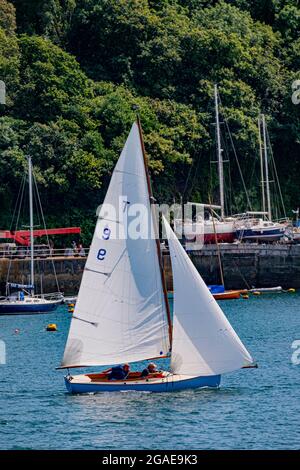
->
left=249, top=286, right=283, bottom=293
left=58, top=120, right=256, bottom=393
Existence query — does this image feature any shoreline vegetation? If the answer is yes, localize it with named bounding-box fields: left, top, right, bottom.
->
left=0, top=0, right=299, bottom=243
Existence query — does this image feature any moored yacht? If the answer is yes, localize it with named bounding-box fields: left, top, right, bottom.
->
left=235, top=218, right=286, bottom=242
left=0, top=157, right=63, bottom=315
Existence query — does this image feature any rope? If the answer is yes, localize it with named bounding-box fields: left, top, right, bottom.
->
left=231, top=258, right=251, bottom=290
left=33, top=170, right=61, bottom=294
left=218, top=94, right=252, bottom=212
left=5, top=174, right=26, bottom=291
left=266, top=126, right=286, bottom=220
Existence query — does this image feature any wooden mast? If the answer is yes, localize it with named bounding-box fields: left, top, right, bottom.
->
left=136, top=114, right=173, bottom=349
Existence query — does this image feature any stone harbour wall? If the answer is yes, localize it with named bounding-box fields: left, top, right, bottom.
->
left=1, top=244, right=300, bottom=295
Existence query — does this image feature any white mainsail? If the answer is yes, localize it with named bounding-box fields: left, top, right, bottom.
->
left=163, top=217, right=254, bottom=376
left=61, top=123, right=170, bottom=368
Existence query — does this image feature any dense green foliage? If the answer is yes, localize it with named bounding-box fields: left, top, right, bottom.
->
left=0, top=0, right=299, bottom=242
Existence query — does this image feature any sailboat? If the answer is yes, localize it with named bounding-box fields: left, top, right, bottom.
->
left=235, top=115, right=286, bottom=242
left=174, top=85, right=236, bottom=246
left=59, top=120, right=256, bottom=393
left=0, top=157, right=63, bottom=315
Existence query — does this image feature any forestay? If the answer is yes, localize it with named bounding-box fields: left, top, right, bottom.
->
left=61, top=123, right=170, bottom=368
left=164, top=217, right=254, bottom=376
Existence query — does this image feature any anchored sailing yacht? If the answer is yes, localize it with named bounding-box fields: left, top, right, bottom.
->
left=235, top=115, right=286, bottom=242
left=0, top=157, right=63, bottom=315
left=59, top=120, right=256, bottom=393
left=175, top=85, right=235, bottom=245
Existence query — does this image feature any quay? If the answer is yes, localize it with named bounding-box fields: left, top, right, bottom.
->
left=1, top=243, right=300, bottom=295
left=163, top=243, right=300, bottom=291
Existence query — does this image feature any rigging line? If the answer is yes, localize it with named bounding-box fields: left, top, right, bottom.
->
left=248, top=150, right=258, bottom=203
left=226, top=121, right=252, bottom=211
left=33, top=180, right=41, bottom=228
left=182, top=154, right=196, bottom=198
left=266, top=126, right=286, bottom=219
left=227, top=159, right=233, bottom=216
left=218, top=96, right=252, bottom=212
left=33, top=171, right=60, bottom=293
left=185, top=148, right=204, bottom=201
left=183, top=101, right=211, bottom=201
left=9, top=173, right=26, bottom=232
left=6, top=175, right=26, bottom=288
left=221, top=130, right=232, bottom=215
left=231, top=258, right=251, bottom=290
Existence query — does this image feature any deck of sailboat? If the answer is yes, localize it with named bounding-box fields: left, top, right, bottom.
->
left=78, top=371, right=168, bottom=383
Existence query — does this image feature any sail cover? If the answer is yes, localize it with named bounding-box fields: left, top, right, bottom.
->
left=164, top=217, right=254, bottom=376
left=61, top=123, right=170, bottom=368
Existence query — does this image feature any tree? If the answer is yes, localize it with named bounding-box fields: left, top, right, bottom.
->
left=14, top=35, right=90, bottom=122
left=0, top=0, right=16, bottom=34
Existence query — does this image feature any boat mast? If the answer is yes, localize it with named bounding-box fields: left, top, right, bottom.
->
left=258, top=116, right=266, bottom=218
left=214, top=84, right=225, bottom=220
left=28, top=156, right=34, bottom=296
left=136, top=114, right=173, bottom=348
left=261, top=114, right=272, bottom=220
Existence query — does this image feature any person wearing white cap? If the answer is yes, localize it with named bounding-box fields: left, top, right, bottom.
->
left=140, top=363, right=158, bottom=378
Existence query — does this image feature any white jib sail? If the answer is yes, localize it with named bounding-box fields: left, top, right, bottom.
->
left=163, top=217, right=254, bottom=376
left=61, top=123, right=170, bottom=368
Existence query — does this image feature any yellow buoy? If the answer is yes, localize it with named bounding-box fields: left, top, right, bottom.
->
left=288, top=288, right=296, bottom=293
left=68, top=303, right=75, bottom=308
left=242, top=294, right=249, bottom=299
left=46, top=323, right=57, bottom=331
left=252, top=291, right=261, bottom=296
left=68, top=308, right=74, bottom=313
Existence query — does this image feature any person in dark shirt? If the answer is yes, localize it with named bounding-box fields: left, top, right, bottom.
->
left=103, top=363, right=130, bottom=380
left=141, top=363, right=157, bottom=378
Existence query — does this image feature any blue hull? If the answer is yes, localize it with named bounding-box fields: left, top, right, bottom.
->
left=236, top=228, right=285, bottom=241
left=0, top=303, right=59, bottom=315
left=64, top=374, right=221, bottom=394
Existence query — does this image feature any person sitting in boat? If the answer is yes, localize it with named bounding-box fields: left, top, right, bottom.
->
left=140, top=363, right=157, bottom=378
left=103, top=363, right=130, bottom=380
